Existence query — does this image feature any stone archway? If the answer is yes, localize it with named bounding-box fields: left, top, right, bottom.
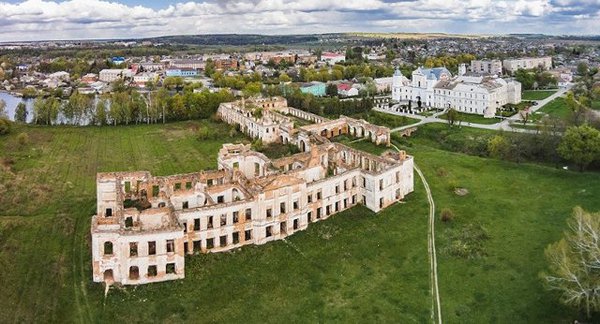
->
left=300, top=140, right=307, bottom=152
left=104, top=269, right=114, bottom=283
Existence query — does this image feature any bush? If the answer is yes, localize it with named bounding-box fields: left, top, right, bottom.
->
left=251, top=139, right=264, bottom=151
left=197, top=126, right=218, bottom=141
left=17, top=132, right=29, bottom=146
left=0, top=118, right=11, bottom=135
left=228, top=126, right=238, bottom=138
left=440, top=208, right=455, bottom=222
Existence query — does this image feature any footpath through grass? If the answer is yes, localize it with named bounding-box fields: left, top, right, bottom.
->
left=340, top=127, right=600, bottom=323
left=522, top=90, right=557, bottom=101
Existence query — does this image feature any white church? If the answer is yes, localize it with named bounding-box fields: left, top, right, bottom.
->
left=392, top=64, right=521, bottom=118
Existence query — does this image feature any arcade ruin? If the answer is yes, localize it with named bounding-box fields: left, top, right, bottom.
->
left=91, top=97, right=414, bottom=285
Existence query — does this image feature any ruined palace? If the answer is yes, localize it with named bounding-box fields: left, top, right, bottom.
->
left=92, top=97, right=414, bottom=285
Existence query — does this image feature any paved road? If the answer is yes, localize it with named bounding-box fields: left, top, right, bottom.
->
left=377, top=87, right=571, bottom=135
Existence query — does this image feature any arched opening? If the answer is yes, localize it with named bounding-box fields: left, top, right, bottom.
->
left=158, top=202, right=166, bottom=208
left=103, top=269, right=114, bottom=283
left=104, top=241, right=113, bottom=255
left=320, top=129, right=328, bottom=137
left=300, top=141, right=306, bottom=152
left=232, top=188, right=240, bottom=201
left=129, top=266, right=139, bottom=280
left=279, top=135, right=284, bottom=143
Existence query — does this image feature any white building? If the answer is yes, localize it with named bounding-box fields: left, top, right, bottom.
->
left=392, top=67, right=452, bottom=107
left=392, top=67, right=522, bottom=117
left=99, top=69, right=134, bottom=83
left=170, top=59, right=205, bottom=70
left=503, top=57, right=553, bottom=74
left=374, top=77, right=394, bottom=93
left=433, top=75, right=521, bottom=117
left=471, top=60, right=502, bottom=75
left=48, top=71, right=70, bottom=81
left=133, top=72, right=158, bottom=87
left=321, top=52, right=346, bottom=65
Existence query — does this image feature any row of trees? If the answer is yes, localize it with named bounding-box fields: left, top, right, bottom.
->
left=486, top=125, right=600, bottom=171
left=298, top=64, right=395, bottom=83
left=284, top=88, right=373, bottom=117
left=25, top=87, right=234, bottom=126
left=422, top=53, right=476, bottom=74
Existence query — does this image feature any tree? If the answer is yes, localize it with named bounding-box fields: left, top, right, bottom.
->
left=0, top=118, right=10, bottom=135
left=204, top=59, right=215, bottom=77
left=94, top=99, right=107, bottom=126
left=514, top=69, right=535, bottom=90
left=325, top=83, right=338, bottom=97
left=558, top=125, right=600, bottom=171
left=0, top=99, right=6, bottom=118
left=542, top=207, right=600, bottom=319
left=446, top=108, right=459, bottom=126
left=487, top=135, right=511, bottom=160
left=278, top=73, right=291, bottom=83
left=14, top=102, right=27, bottom=123
left=242, top=82, right=262, bottom=98
left=163, top=76, right=184, bottom=92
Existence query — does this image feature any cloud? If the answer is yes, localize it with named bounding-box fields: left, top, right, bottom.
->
left=0, top=0, right=597, bottom=41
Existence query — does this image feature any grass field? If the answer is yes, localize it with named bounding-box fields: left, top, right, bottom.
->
left=0, top=121, right=430, bottom=323
left=521, top=90, right=557, bottom=101
left=351, top=111, right=420, bottom=129
left=1, top=120, right=600, bottom=322
left=537, top=97, right=571, bottom=120
left=438, top=111, right=501, bottom=125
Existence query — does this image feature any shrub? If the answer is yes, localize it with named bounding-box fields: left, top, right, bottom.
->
left=17, top=132, right=29, bottom=146
left=0, top=117, right=11, bottom=135
left=251, top=139, right=264, bottom=151
left=197, top=126, right=218, bottom=141
left=228, top=127, right=238, bottom=138
left=440, top=208, right=455, bottom=222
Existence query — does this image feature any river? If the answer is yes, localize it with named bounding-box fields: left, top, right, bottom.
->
left=0, top=91, right=34, bottom=123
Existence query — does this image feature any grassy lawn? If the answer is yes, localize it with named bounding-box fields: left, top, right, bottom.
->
left=2, top=120, right=600, bottom=322
left=345, top=126, right=600, bottom=322
left=537, top=97, right=571, bottom=120
left=438, top=111, right=501, bottom=125
left=521, top=90, right=557, bottom=101
left=412, top=146, right=600, bottom=323
left=0, top=120, right=430, bottom=322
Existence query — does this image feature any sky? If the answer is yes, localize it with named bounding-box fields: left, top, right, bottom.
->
left=0, top=0, right=598, bottom=42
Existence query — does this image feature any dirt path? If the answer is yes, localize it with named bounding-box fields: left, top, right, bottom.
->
left=415, top=164, right=442, bottom=324
left=392, top=144, right=442, bottom=324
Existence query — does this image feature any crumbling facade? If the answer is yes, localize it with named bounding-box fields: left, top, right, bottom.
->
left=92, top=97, right=413, bottom=285
left=217, top=97, right=391, bottom=147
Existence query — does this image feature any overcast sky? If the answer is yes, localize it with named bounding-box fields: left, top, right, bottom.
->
left=0, top=0, right=598, bottom=42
